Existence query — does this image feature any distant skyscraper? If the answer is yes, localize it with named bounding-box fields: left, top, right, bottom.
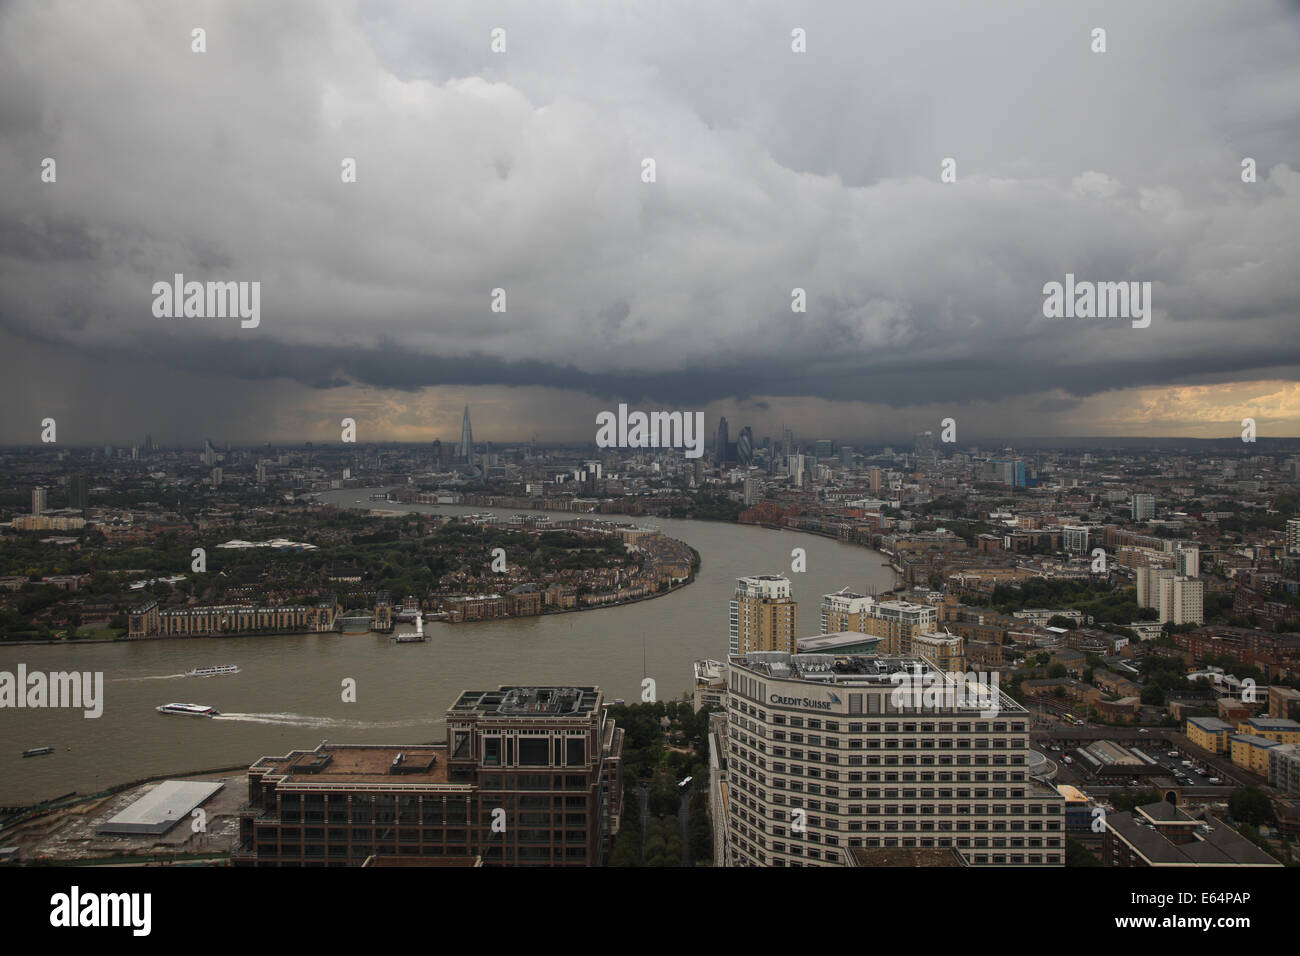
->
left=814, top=439, right=833, bottom=460
left=736, top=427, right=754, bottom=466
left=32, top=486, right=46, bottom=516
left=143, top=434, right=154, bottom=455
left=915, top=431, right=935, bottom=460
left=839, top=445, right=854, bottom=470
left=1132, top=493, right=1155, bottom=522
left=716, top=417, right=729, bottom=464
left=459, top=406, right=475, bottom=466
left=68, top=473, right=88, bottom=511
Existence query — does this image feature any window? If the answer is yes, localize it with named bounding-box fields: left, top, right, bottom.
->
left=518, top=738, right=549, bottom=767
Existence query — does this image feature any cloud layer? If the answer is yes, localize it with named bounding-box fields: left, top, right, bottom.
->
left=1, top=0, right=1298, bottom=441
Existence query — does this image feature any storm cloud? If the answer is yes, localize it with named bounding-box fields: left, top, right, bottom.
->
left=1, top=0, right=1298, bottom=441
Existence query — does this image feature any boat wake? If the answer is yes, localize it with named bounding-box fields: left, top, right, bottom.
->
left=111, top=673, right=187, bottom=682
left=213, top=712, right=432, bottom=729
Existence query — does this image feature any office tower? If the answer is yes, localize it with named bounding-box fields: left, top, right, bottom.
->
left=737, top=426, right=754, bottom=467
left=722, top=652, right=1064, bottom=867
left=869, top=467, right=883, bottom=493
left=1157, top=575, right=1203, bottom=626
left=914, top=431, right=935, bottom=460
left=782, top=426, right=793, bottom=459
left=1175, top=544, right=1200, bottom=578
left=68, top=473, right=88, bottom=511
left=787, top=454, right=805, bottom=487
left=236, top=686, right=623, bottom=867
left=1287, top=519, right=1300, bottom=556
left=203, top=439, right=216, bottom=467
left=211, top=467, right=223, bottom=487
left=716, top=417, right=730, bottom=464
left=31, top=486, right=46, bottom=516
left=814, top=439, right=833, bottom=460
left=459, top=406, right=475, bottom=465
left=144, top=433, right=153, bottom=455
left=1132, top=494, right=1155, bottom=522
left=729, top=575, right=798, bottom=655
left=820, top=589, right=936, bottom=656
left=839, top=445, right=854, bottom=470
left=1061, top=526, right=1090, bottom=554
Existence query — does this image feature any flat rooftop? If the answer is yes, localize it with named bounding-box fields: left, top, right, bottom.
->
left=450, top=686, right=600, bottom=717
left=251, top=744, right=450, bottom=786
left=97, top=780, right=224, bottom=835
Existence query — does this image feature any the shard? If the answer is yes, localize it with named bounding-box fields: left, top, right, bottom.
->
left=459, top=405, right=474, bottom=466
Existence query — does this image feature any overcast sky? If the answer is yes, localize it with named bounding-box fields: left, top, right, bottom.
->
left=2, top=0, right=1298, bottom=447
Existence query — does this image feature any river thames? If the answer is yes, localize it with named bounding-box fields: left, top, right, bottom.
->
left=0, top=492, right=896, bottom=803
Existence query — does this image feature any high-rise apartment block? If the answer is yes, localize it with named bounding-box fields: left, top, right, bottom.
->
left=1157, top=575, right=1203, bottom=626
left=68, top=473, right=88, bottom=511
left=1136, top=565, right=1174, bottom=609
left=31, top=486, right=46, bottom=516
left=1132, top=494, right=1155, bottom=522
left=730, top=575, right=798, bottom=655
left=722, top=652, right=1064, bottom=867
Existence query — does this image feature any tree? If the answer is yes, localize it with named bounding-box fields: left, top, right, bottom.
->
left=1228, top=787, right=1275, bottom=827
left=1065, top=837, right=1101, bottom=867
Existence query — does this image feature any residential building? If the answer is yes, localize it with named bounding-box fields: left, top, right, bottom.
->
left=1268, top=743, right=1300, bottom=796
left=1230, top=733, right=1279, bottom=774
left=1185, top=716, right=1233, bottom=754
left=1157, top=575, right=1203, bottom=626
left=729, top=575, right=798, bottom=655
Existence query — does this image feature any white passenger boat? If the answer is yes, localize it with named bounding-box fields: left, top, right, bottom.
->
left=156, top=702, right=220, bottom=717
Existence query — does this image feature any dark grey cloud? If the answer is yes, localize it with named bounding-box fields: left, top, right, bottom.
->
left=0, top=0, right=1298, bottom=440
